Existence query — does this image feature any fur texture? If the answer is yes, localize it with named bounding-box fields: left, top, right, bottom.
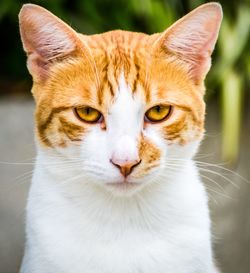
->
left=19, top=3, right=222, bottom=273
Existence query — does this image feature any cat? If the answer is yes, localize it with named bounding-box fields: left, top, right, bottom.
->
left=19, top=2, right=222, bottom=273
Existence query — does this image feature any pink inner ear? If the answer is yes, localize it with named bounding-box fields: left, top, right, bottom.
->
left=202, top=20, right=222, bottom=54
left=162, top=3, right=222, bottom=82
left=19, top=4, right=81, bottom=80
left=26, top=52, right=50, bottom=81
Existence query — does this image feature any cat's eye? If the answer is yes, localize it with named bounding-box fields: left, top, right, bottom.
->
left=145, top=105, right=171, bottom=123
left=75, top=106, right=102, bottom=123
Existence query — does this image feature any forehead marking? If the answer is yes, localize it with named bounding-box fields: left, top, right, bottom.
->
left=108, top=73, right=143, bottom=136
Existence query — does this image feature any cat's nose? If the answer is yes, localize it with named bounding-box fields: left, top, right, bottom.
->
left=110, top=158, right=141, bottom=177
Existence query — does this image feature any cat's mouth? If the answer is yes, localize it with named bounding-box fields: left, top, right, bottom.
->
left=106, top=181, right=139, bottom=188
left=104, top=170, right=157, bottom=192
left=105, top=177, right=141, bottom=190
left=104, top=180, right=143, bottom=195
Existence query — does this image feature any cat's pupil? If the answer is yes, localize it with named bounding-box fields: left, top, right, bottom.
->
left=156, top=106, right=161, bottom=112
left=86, top=108, right=90, bottom=115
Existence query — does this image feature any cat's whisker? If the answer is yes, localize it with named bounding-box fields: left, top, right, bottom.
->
left=198, top=167, right=239, bottom=189
left=0, top=158, right=82, bottom=167
left=196, top=164, right=249, bottom=184
left=194, top=153, right=215, bottom=159
left=4, top=171, right=35, bottom=194
left=206, top=191, right=219, bottom=204
left=41, top=161, right=83, bottom=167
left=0, top=161, right=36, bottom=166
left=82, top=163, right=106, bottom=170
left=56, top=167, right=114, bottom=184
left=82, top=160, right=109, bottom=166
left=204, top=185, right=235, bottom=201
left=149, top=171, right=234, bottom=202
left=167, top=158, right=248, bottom=184
left=13, top=170, right=35, bottom=182
left=155, top=170, right=181, bottom=182
left=60, top=173, right=87, bottom=186
left=164, top=162, right=186, bottom=168
left=199, top=174, right=226, bottom=193
left=165, top=160, right=241, bottom=190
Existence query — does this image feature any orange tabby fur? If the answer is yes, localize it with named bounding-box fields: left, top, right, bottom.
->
left=19, top=3, right=221, bottom=175
left=32, top=30, right=204, bottom=147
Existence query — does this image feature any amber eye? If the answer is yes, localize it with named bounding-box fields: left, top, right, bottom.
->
left=75, top=106, right=102, bottom=123
left=145, top=105, right=171, bottom=123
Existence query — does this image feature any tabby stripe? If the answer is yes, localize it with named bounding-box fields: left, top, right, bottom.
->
left=37, top=107, right=69, bottom=135
left=59, top=116, right=84, bottom=141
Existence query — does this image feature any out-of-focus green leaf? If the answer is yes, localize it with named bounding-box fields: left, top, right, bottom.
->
left=149, top=1, right=176, bottom=32
left=219, top=6, right=250, bottom=65
left=221, top=70, right=243, bottom=163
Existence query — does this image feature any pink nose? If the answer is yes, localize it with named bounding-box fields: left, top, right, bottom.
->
left=110, top=158, right=141, bottom=177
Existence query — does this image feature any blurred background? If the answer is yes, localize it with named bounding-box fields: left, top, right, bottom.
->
left=0, top=0, right=249, bottom=272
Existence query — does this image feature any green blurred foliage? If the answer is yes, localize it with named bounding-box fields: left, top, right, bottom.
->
left=0, top=0, right=249, bottom=161
left=1, top=0, right=249, bottom=91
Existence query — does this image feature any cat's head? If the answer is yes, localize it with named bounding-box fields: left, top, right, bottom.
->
left=19, top=3, right=222, bottom=195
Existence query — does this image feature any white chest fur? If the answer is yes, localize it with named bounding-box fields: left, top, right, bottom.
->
left=21, top=159, right=217, bottom=273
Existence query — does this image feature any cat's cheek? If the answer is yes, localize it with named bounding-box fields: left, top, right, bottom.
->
left=143, top=126, right=166, bottom=155
left=126, top=128, right=166, bottom=179
left=161, top=117, right=204, bottom=146
left=166, top=140, right=201, bottom=160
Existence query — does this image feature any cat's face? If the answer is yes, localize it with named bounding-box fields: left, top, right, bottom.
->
left=19, top=3, right=222, bottom=195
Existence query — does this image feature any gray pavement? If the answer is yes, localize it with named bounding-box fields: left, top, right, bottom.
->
left=0, top=97, right=249, bottom=273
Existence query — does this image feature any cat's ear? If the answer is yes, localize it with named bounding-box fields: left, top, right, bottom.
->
left=19, top=4, right=83, bottom=81
left=156, top=3, right=222, bottom=83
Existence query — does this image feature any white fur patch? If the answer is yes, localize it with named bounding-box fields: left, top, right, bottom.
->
left=21, top=62, right=216, bottom=273
left=107, top=74, right=143, bottom=164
